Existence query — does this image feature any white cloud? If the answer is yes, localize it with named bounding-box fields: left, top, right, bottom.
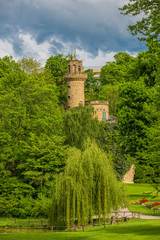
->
left=0, top=30, right=137, bottom=67
left=0, top=39, right=16, bottom=58
left=18, top=31, right=52, bottom=64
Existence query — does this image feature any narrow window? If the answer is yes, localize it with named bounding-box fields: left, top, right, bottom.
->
left=73, top=64, right=76, bottom=73
left=68, top=65, right=70, bottom=73
left=78, top=66, right=81, bottom=73
left=68, top=96, right=70, bottom=99
left=68, top=85, right=71, bottom=88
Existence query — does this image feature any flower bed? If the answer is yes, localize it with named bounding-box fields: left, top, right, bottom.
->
left=132, top=199, right=160, bottom=211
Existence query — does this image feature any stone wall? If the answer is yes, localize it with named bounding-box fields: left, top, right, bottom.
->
left=85, top=100, right=109, bottom=121
left=122, top=165, right=135, bottom=183
left=67, top=80, right=85, bottom=108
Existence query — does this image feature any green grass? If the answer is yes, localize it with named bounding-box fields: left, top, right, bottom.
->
left=128, top=204, right=160, bottom=216
left=0, top=218, right=48, bottom=227
left=0, top=219, right=160, bottom=240
left=125, top=183, right=160, bottom=216
left=125, top=183, right=159, bottom=202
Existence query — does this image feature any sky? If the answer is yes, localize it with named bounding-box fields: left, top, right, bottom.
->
left=0, top=0, right=146, bottom=67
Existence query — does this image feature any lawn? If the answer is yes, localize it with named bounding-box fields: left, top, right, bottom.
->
left=125, top=183, right=159, bottom=202
left=0, top=219, right=160, bottom=240
left=0, top=218, right=48, bottom=227
left=125, top=183, right=160, bottom=216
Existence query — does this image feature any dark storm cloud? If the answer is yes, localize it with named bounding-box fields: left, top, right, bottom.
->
left=0, top=0, right=146, bottom=57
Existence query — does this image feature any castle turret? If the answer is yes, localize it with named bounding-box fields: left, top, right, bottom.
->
left=63, top=56, right=87, bottom=108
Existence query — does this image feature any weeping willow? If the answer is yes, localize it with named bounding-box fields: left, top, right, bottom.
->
left=49, top=141, right=126, bottom=227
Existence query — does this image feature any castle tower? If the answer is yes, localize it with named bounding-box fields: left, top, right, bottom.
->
left=63, top=56, right=87, bottom=108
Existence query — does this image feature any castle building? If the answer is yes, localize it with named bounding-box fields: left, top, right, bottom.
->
left=64, top=56, right=109, bottom=121
left=63, top=56, right=87, bottom=108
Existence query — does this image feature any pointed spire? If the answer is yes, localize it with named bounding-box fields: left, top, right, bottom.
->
left=74, top=46, right=76, bottom=58
left=71, top=46, right=77, bottom=60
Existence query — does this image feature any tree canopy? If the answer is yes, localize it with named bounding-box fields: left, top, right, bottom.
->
left=0, top=56, right=66, bottom=217
left=119, top=0, right=160, bottom=41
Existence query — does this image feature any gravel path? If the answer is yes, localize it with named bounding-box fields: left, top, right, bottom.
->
left=119, top=208, right=160, bottom=220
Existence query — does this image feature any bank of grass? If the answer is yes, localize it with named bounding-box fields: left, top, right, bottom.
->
left=0, top=218, right=48, bottom=227
left=128, top=204, right=160, bottom=216
left=125, top=183, right=159, bottom=202
left=125, top=183, right=160, bottom=215
left=0, top=219, right=160, bottom=240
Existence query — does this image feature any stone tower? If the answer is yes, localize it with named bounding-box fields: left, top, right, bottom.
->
left=63, top=56, right=87, bottom=108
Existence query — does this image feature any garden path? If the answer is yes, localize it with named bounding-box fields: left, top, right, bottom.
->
left=120, top=208, right=160, bottom=219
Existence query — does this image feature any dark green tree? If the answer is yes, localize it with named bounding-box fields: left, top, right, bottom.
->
left=128, top=41, right=160, bottom=87
left=117, top=80, right=156, bottom=157
left=96, top=121, right=132, bottom=180
left=119, top=0, right=160, bottom=41
left=45, top=54, right=71, bottom=105
left=100, top=52, right=135, bottom=85
left=0, top=56, right=66, bottom=216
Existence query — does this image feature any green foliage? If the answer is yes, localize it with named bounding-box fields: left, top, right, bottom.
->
left=0, top=196, right=50, bottom=218
left=138, top=121, right=160, bottom=184
left=96, top=122, right=132, bottom=179
left=31, top=197, right=52, bottom=218
left=63, top=105, right=99, bottom=148
left=100, top=52, right=135, bottom=86
left=49, top=141, right=126, bottom=227
left=84, top=69, right=99, bottom=101
left=18, top=57, right=43, bottom=75
left=98, top=84, right=118, bottom=116
left=119, top=0, right=160, bottom=41
left=0, top=177, right=35, bottom=217
left=0, top=56, right=66, bottom=217
left=45, top=54, right=69, bottom=85
left=16, top=133, right=66, bottom=188
left=117, top=80, right=155, bottom=157
left=45, top=54, right=71, bottom=105
left=0, top=56, right=20, bottom=78
left=128, top=42, right=160, bottom=87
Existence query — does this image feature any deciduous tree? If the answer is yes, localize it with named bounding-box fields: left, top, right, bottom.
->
left=119, top=0, right=160, bottom=41
left=49, top=141, right=126, bottom=227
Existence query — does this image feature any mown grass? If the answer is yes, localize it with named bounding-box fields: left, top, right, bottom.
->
left=125, top=183, right=160, bottom=215
left=128, top=204, right=160, bottom=216
left=126, top=183, right=159, bottom=202
left=0, top=219, right=160, bottom=240
left=0, top=218, right=48, bottom=227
